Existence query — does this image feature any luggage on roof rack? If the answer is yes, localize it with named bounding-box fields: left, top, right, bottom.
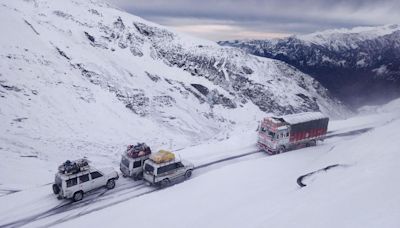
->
left=150, top=150, right=175, bottom=164
left=126, top=143, right=151, bottom=158
left=58, top=158, right=90, bottom=175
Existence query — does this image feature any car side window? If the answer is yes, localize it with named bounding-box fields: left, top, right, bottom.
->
left=133, top=160, right=141, bottom=168
left=158, top=163, right=176, bottom=174
left=90, top=171, right=103, bottom=179
left=168, top=164, right=176, bottom=172
left=66, top=177, right=78, bottom=187
left=79, top=174, right=90, bottom=183
left=176, top=162, right=184, bottom=168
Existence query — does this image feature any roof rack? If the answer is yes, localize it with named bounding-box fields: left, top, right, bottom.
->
left=58, top=158, right=90, bottom=175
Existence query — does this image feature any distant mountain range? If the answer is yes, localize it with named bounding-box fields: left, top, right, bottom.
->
left=219, top=25, right=400, bottom=108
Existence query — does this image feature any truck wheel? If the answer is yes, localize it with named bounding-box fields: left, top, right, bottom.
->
left=160, top=178, right=170, bottom=188
left=106, top=179, right=116, bottom=189
left=185, top=170, right=192, bottom=179
left=73, top=191, right=83, bottom=202
left=278, top=146, right=285, bottom=154
left=52, top=184, right=60, bottom=195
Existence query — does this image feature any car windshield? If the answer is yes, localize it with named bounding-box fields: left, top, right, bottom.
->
left=144, top=163, right=154, bottom=175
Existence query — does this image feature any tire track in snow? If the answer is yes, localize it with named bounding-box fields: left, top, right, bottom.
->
left=0, top=127, right=373, bottom=227
left=0, top=183, right=144, bottom=228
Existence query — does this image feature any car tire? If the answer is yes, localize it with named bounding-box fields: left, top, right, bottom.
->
left=160, top=178, right=170, bottom=188
left=52, top=184, right=60, bottom=195
left=73, top=191, right=83, bottom=202
left=106, top=179, right=116, bottom=189
left=185, top=170, right=192, bottom=179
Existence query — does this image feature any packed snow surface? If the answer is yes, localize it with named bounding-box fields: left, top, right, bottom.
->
left=0, top=99, right=399, bottom=228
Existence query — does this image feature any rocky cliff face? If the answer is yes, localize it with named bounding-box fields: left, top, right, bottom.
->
left=219, top=25, right=400, bottom=108
left=0, top=0, right=348, bottom=160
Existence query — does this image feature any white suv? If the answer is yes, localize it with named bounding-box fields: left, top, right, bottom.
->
left=143, top=159, right=194, bottom=188
left=120, top=154, right=150, bottom=180
left=52, top=167, right=119, bottom=201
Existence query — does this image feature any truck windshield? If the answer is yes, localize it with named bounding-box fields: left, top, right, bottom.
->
left=268, top=131, right=276, bottom=138
left=261, top=127, right=275, bottom=138
left=144, top=164, right=154, bottom=175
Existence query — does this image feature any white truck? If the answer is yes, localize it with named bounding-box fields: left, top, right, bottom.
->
left=52, top=159, right=119, bottom=201
left=119, top=143, right=151, bottom=180
left=143, top=151, right=194, bottom=188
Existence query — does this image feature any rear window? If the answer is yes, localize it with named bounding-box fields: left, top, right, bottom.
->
left=121, top=157, right=130, bottom=168
left=144, top=164, right=154, bottom=174
left=133, top=160, right=142, bottom=168
left=66, top=177, right=78, bottom=188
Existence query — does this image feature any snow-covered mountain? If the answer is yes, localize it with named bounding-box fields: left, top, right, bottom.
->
left=219, top=25, right=400, bottom=108
left=0, top=0, right=349, bottom=179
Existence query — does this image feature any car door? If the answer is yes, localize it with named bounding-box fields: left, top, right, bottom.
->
left=132, top=159, right=142, bottom=174
left=78, top=173, right=91, bottom=192
left=90, top=171, right=105, bottom=189
left=173, top=162, right=185, bottom=179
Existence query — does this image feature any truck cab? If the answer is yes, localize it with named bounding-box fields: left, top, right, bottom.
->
left=258, top=117, right=290, bottom=154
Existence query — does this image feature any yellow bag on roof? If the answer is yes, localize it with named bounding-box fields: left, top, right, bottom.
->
left=150, top=150, right=175, bottom=164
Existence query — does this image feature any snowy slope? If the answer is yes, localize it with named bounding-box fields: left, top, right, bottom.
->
left=0, top=99, right=398, bottom=228
left=0, top=0, right=349, bottom=188
left=219, top=24, right=400, bottom=107
left=50, top=100, right=400, bottom=228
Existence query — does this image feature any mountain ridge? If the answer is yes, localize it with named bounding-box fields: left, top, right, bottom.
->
left=219, top=24, right=400, bottom=108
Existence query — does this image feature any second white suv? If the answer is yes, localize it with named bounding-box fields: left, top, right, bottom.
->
left=52, top=167, right=119, bottom=201
left=143, top=159, right=194, bottom=188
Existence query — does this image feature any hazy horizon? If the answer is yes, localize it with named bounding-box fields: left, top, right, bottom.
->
left=106, top=0, right=400, bottom=41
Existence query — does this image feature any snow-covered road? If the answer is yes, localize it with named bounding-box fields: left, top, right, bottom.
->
left=1, top=108, right=396, bottom=228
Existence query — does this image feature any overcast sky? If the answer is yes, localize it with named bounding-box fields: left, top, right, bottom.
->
left=106, top=0, right=400, bottom=41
